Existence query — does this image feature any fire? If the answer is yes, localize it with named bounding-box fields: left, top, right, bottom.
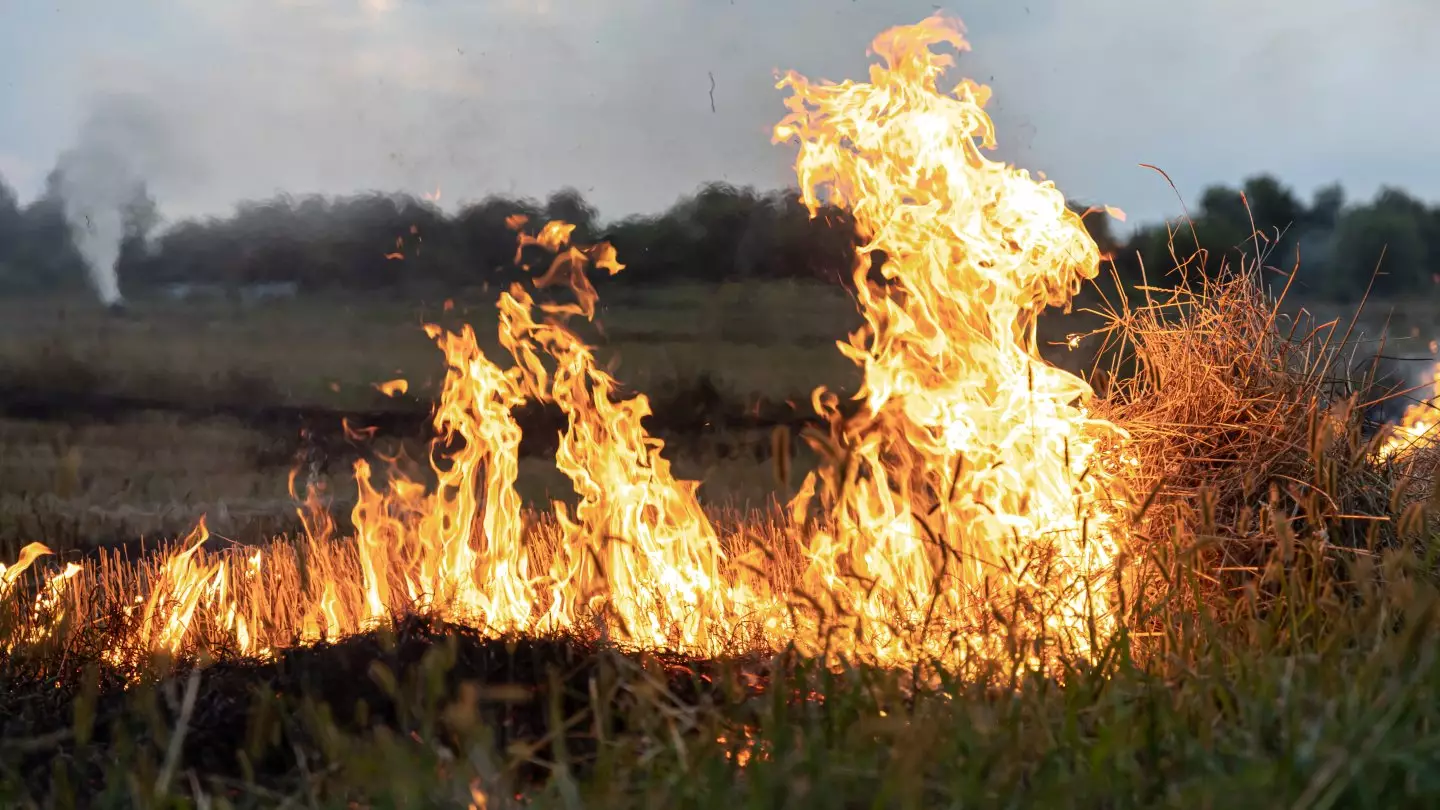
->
left=773, top=15, right=1129, bottom=664
left=1, top=543, right=82, bottom=651
left=375, top=378, right=409, bottom=397
left=2, top=15, right=1132, bottom=675
left=1377, top=362, right=1440, bottom=462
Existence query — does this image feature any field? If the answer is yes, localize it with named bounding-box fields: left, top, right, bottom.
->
left=3, top=281, right=1433, bottom=551
left=2, top=271, right=1440, bottom=807
left=0, top=282, right=874, bottom=551
left=12, top=4, right=1440, bottom=804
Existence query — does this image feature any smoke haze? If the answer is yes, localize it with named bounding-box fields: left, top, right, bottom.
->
left=3, top=1, right=1437, bottom=230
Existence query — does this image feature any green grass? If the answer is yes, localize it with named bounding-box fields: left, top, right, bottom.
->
left=0, top=283, right=871, bottom=411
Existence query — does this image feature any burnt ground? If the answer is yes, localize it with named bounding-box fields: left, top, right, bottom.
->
left=0, top=616, right=794, bottom=802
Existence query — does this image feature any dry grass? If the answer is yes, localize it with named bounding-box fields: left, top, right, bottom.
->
left=1087, top=241, right=1440, bottom=633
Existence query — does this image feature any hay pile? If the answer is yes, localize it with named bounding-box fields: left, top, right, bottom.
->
left=1089, top=247, right=1440, bottom=606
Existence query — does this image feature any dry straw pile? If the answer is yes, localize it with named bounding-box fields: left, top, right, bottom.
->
left=1089, top=231, right=1440, bottom=621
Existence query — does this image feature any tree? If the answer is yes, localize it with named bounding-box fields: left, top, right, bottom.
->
left=1241, top=175, right=1303, bottom=235
left=0, top=174, right=21, bottom=273
left=1329, top=202, right=1429, bottom=299
left=1306, top=183, right=1345, bottom=232
left=115, top=181, right=160, bottom=290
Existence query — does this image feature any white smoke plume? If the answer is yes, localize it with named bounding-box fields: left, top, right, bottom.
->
left=55, top=146, right=138, bottom=306
left=51, top=94, right=173, bottom=307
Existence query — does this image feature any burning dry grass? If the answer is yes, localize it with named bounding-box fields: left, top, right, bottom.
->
left=6, top=12, right=1440, bottom=807
left=7, top=528, right=1440, bottom=807
left=1097, top=253, right=1437, bottom=561
left=3, top=12, right=1139, bottom=692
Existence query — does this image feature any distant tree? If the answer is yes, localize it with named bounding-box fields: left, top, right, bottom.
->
left=1240, top=175, right=1304, bottom=268
left=6, top=166, right=1431, bottom=305
left=678, top=183, right=766, bottom=282
left=451, top=194, right=542, bottom=292
left=1306, top=183, right=1345, bottom=232
left=1329, top=200, right=1430, bottom=299
left=0, top=174, right=22, bottom=286
left=1242, top=175, right=1304, bottom=234
left=1198, top=185, right=1250, bottom=231
left=114, top=181, right=160, bottom=291
left=5, top=172, right=88, bottom=293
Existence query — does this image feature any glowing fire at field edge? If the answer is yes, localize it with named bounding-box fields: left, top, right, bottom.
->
left=4, top=15, right=1140, bottom=675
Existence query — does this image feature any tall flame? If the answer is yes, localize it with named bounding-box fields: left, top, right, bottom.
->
left=2, top=15, right=1133, bottom=675
left=773, top=15, right=1129, bottom=664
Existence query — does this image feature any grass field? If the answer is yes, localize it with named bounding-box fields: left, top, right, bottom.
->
left=1, top=280, right=1431, bottom=554
left=0, top=279, right=1116, bottom=556
left=0, top=282, right=873, bottom=411
left=3, top=277, right=1440, bottom=808
left=0, top=282, right=866, bottom=553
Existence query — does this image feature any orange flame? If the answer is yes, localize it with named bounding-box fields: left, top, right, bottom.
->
left=2, top=15, right=1139, bottom=675
left=1377, top=362, right=1440, bottom=462
left=772, top=14, right=1130, bottom=664
left=375, top=378, right=409, bottom=397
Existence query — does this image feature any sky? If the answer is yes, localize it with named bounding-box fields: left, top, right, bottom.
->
left=1, top=0, right=1437, bottom=232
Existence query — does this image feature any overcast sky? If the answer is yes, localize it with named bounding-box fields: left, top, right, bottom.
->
left=1, top=0, right=1436, bottom=231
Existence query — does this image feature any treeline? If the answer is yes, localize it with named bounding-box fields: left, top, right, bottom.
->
left=0, top=175, right=862, bottom=296
left=1112, top=176, right=1440, bottom=301
left=1, top=168, right=1437, bottom=301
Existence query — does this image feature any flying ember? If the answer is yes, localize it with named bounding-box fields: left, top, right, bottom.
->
left=2, top=14, right=1134, bottom=675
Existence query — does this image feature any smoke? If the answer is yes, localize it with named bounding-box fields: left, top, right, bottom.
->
left=52, top=95, right=173, bottom=306
left=55, top=146, right=138, bottom=306
left=17, top=0, right=1440, bottom=239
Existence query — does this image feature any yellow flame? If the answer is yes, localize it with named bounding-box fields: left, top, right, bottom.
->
left=1377, top=362, right=1440, bottom=462
left=0, top=542, right=53, bottom=596
left=3, top=14, right=1140, bottom=675
left=772, top=13, right=1130, bottom=664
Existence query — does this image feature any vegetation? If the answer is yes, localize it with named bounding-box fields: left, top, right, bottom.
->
left=3, top=246, right=1440, bottom=807
left=3, top=167, right=1440, bottom=302
left=4, top=552, right=1440, bottom=809
left=5, top=139, right=1440, bottom=807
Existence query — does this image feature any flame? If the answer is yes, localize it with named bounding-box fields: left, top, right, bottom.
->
left=772, top=14, right=1129, bottom=664
left=1377, top=362, right=1440, bottom=462
left=375, top=378, right=410, bottom=397
left=1, top=15, right=1136, bottom=675
left=1, top=544, right=83, bottom=651
left=468, top=780, right=488, bottom=810
left=0, top=542, right=53, bottom=596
